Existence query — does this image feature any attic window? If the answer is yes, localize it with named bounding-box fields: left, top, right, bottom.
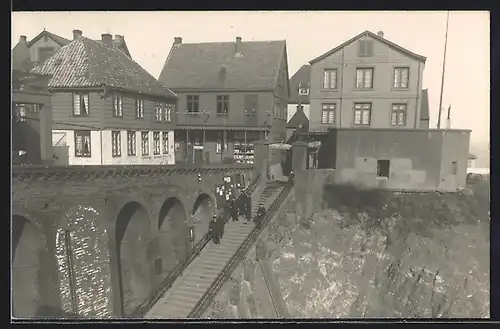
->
left=298, top=88, right=309, bottom=95
left=358, top=39, right=374, bottom=57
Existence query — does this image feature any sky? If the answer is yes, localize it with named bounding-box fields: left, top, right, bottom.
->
left=12, top=11, right=490, bottom=147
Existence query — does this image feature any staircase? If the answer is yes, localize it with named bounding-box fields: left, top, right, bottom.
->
left=145, top=180, right=287, bottom=319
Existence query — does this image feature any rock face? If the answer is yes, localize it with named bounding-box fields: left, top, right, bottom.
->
left=273, top=181, right=490, bottom=318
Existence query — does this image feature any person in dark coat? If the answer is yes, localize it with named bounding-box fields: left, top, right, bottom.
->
left=209, top=215, right=220, bottom=245
left=255, top=203, right=266, bottom=224
left=244, top=192, right=252, bottom=221
left=288, top=170, right=295, bottom=184
left=236, top=192, right=245, bottom=220
left=217, top=210, right=226, bottom=240
left=228, top=196, right=238, bottom=222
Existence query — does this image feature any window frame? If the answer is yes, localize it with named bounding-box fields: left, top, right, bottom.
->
left=141, top=131, right=150, bottom=156
left=153, top=131, right=161, bottom=155
left=135, top=98, right=144, bottom=119
left=322, top=69, right=338, bottom=89
left=72, top=93, right=90, bottom=116
left=321, top=103, right=336, bottom=124
left=216, top=95, right=229, bottom=116
left=393, top=67, right=410, bottom=89
left=358, top=39, right=374, bottom=57
left=355, top=68, right=374, bottom=89
left=391, top=104, right=407, bottom=127
left=216, top=132, right=228, bottom=154
left=377, top=159, right=390, bottom=178
left=164, top=104, right=172, bottom=123
left=111, top=131, right=122, bottom=157
left=298, top=88, right=310, bottom=95
left=353, top=103, right=372, bottom=126
left=162, top=132, right=169, bottom=154
left=187, top=95, right=200, bottom=114
left=74, top=130, right=91, bottom=157
left=112, top=94, right=123, bottom=117
left=127, top=130, right=137, bottom=156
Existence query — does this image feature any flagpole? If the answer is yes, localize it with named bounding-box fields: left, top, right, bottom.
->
left=437, top=11, right=450, bottom=129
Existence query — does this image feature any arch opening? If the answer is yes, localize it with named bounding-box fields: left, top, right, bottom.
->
left=157, top=197, right=188, bottom=281
left=55, top=205, right=111, bottom=318
left=115, top=202, right=151, bottom=316
left=12, top=215, right=46, bottom=318
left=191, top=193, right=214, bottom=245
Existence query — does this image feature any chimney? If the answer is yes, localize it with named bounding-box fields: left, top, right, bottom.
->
left=114, top=34, right=123, bottom=43
left=101, top=33, right=113, bottom=47
left=235, top=36, right=242, bottom=54
left=174, top=37, right=182, bottom=45
left=73, top=29, right=82, bottom=40
left=19, top=35, right=27, bottom=43
left=377, top=31, right=384, bottom=38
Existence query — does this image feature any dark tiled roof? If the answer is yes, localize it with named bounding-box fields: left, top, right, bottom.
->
left=11, top=42, right=32, bottom=72
left=288, top=64, right=311, bottom=104
left=159, top=40, right=286, bottom=91
left=420, top=89, right=430, bottom=120
left=27, top=30, right=72, bottom=47
left=30, top=37, right=176, bottom=99
left=310, top=30, right=426, bottom=65
left=287, top=107, right=309, bottom=129
left=95, top=38, right=131, bottom=58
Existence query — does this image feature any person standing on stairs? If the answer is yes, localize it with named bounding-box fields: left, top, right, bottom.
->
left=209, top=215, right=220, bottom=245
left=255, top=203, right=266, bottom=224
left=236, top=191, right=245, bottom=220
left=228, top=195, right=238, bottom=222
left=217, top=209, right=226, bottom=240
left=244, top=191, right=252, bottom=222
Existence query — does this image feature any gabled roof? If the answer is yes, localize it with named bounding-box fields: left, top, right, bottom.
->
left=420, top=89, right=430, bottom=120
left=310, top=30, right=426, bottom=65
left=27, top=30, right=72, bottom=48
left=159, top=39, right=286, bottom=91
left=11, top=42, right=32, bottom=72
left=30, top=37, right=176, bottom=99
left=288, top=64, right=311, bottom=104
left=287, top=107, right=309, bottom=129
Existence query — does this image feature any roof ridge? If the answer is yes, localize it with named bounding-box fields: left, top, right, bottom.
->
left=179, top=39, right=286, bottom=45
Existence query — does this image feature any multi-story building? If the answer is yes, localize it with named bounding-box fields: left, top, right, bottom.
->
left=158, top=37, right=289, bottom=165
left=30, top=30, right=177, bottom=166
left=12, top=29, right=131, bottom=72
left=308, top=30, right=428, bottom=131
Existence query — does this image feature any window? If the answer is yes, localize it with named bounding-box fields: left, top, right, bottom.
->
left=216, top=132, right=227, bottom=153
left=358, top=40, right=374, bottom=57
left=244, top=94, right=258, bottom=116
left=162, top=132, right=169, bottom=154
left=74, top=130, right=91, bottom=157
left=111, top=131, right=121, bottom=157
left=113, top=94, right=123, bottom=117
left=164, top=104, right=172, bottom=122
left=321, top=104, right=336, bottom=124
left=141, top=132, right=149, bottom=156
left=136, top=98, right=144, bottom=118
left=155, top=104, right=163, bottom=121
left=298, top=88, right=309, bottom=95
left=73, top=93, right=89, bottom=116
left=391, top=104, right=407, bottom=126
left=127, top=131, right=136, bottom=156
left=153, top=132, right=161, bottom=155
left=217, top=95, right=229, bottom=116
left=323, top=69, right=337, bottom=89
left=377, top=160, right=390, bottom=178
left=187, top=95, right=199, bottom=114
left=393, top=67, right=409, bottom=89
left=354, top=103, right=371, bottom=125
left=15, top=104, right=26, bottom=122
left=38, top=47, right=54, bottom=63
left=356, top=68, right=373, bottom=89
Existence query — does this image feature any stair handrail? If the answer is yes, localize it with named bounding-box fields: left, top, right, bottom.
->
left=133, top=173, right=262, bottom=317
left=187, top=182, right=292, bottom=318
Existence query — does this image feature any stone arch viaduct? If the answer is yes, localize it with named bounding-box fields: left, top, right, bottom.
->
left=11, top=164, right=255, bottom=318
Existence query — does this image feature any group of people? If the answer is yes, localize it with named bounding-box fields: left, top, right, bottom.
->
left=208, top=190, right=267, bottom=245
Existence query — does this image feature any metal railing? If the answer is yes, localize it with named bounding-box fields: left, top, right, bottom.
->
left=187, top=182, right=292, bottom=318
left=132, top=173, right=261, bottom=317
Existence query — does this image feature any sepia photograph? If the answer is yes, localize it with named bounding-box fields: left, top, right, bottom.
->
left=11, top=10, right=490, bottom=320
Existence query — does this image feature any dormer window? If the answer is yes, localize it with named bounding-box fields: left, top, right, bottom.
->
left=298, top=88, right=309, bottom=95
